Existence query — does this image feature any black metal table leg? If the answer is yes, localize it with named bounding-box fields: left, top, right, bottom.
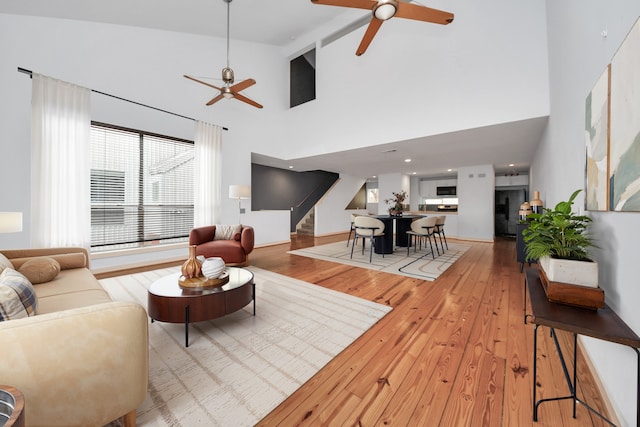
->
left=524, top=275, right=527, bottom=324
left=573, top=332, right=578, bottom=419
left=252, top=282, right=256, bottom=316
left=185, top=304, right=190, bottom=347
left=533, top=324, right=539, bottom=421
left=637, top=349, right=640, bottom=427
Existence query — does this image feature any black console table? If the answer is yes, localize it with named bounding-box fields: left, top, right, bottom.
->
left=524, top=268, right=640, bottom=426
left=516, top=222, right=537, bottom=272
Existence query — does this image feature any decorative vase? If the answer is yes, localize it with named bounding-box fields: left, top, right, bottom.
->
left=519, top=202, right=531, bottom=221
left=530, top=191, right=543, bottom=214
left=201, top=257, right=225, bottom=279
left=181, top=245, right=202, bottom=278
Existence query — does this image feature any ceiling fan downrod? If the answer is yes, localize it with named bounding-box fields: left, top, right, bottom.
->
left=224, top=0, right=232, bottom=71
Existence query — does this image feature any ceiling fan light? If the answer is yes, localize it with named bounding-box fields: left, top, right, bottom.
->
left=373, top=0, right=398, bottom=20
left=222, top=86, right=235, bottom=99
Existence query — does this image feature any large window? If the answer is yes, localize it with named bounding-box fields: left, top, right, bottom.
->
left=90, top=123, right=194, bottom=251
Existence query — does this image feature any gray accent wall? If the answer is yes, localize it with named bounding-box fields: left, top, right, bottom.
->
left=251, top=163, right=338, bottom=232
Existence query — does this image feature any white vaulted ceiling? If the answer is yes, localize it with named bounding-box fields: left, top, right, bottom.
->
left=0, top=0, right=355, bottom=46
left=0, top=0, right=548, bottom=179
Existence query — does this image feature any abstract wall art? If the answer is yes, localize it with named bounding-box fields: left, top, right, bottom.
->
left=609, top=16, right=640, bottom=211
left=585, top=65, right=610, bottom=211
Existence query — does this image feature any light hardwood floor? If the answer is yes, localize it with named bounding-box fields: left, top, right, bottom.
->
left=250, top=233, right=612, bottom=427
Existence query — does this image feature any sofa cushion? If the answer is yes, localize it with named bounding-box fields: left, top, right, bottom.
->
left=214, top=224, right=241, bottom=241
left=34, top=268, right=112, bottom=314
left=9, top=252, right=86, bottom=271
left=0, top=268, right=38, bottom=321
left=196, top=239, right=246, bottom=264
left=0, top=252, right=13, bottom=273
left=18, top=257, right=61, bottom=284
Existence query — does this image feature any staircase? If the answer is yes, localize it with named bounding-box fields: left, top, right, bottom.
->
left=296, top=210, right=315, bottom=236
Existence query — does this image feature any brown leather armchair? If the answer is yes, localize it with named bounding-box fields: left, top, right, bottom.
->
left=189, top=225, right=254, bottom=266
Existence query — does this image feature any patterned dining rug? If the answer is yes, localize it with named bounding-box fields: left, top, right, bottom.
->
left=99, top=266, right=391, bottom=427
left=288, top=239, right=472, bottom=281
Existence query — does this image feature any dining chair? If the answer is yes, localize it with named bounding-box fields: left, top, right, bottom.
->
left=433, top=215, right=448, bottom=252
left=406, top=216, right=438, bottom=259
left=346, top=213, right=359, bottom=247
left=351, top=216, right=385, bottom=263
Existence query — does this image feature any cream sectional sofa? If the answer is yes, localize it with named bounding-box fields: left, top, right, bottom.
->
left=0, top=247, right=148, bottom=427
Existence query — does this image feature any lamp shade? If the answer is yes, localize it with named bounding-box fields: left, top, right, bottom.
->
left=229, top=185, right=251, bottom=199
left=0, top=212, right=23, bottom=233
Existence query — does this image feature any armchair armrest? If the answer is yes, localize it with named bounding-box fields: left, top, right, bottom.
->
left=189, top=226, right=217, bottom=245
left=241, top=226, right=255, bottom=254
left=0, top=301, right=148, bottom=426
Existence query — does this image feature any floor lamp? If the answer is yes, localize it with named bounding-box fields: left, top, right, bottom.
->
left=229, top=185, right=250, bottom=224
left=0, top=212, right=23, bottom=234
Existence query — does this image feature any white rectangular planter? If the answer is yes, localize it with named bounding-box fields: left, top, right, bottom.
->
left=539, top=256, right=599, bottom=288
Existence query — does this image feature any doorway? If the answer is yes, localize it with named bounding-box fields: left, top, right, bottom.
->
left=495, top=187, right=527, bottom=237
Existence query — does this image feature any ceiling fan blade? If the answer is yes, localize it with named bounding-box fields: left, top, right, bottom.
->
left=310, top=0, right=377, bottom=11
left=183, top=74, right=223, bottom=91
left=395, top=3, right=454, bottom=25
left=206, top=93, right=225, bottom=106
left=230, top=78, right=256, bottom=93
left=233, top=93, right=263, bottom=109
left=356, top=18, right=383, bottom=56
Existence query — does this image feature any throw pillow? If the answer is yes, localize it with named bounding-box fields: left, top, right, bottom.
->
left=0, top=253, right=13, bottom=274
left=0, top=268, right=38, bottom=321
left=213, top=224, right=242, bottom=241
left=18, top=257, right=61, bottom=284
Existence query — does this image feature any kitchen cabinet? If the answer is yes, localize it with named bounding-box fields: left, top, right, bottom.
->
left=419, top=178, right=457, bottom=197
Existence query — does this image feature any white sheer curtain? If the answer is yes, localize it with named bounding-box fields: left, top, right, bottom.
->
left=194, top=121, right=223, bottom=227
left=31, top=74, right=91, bottom=248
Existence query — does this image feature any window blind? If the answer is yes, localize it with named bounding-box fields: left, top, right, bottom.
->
left=90, top=123, right=194, bottom=251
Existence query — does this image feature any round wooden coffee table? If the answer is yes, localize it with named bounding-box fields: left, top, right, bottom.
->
left=147, top=267, right=255, bottom=347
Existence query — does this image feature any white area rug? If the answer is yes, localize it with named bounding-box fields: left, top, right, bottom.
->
left=288, top=240, right=471, bottom=281
left=99, top=266, right=391, bottom=427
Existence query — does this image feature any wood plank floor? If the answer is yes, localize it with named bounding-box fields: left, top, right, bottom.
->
left=250, top=233, right=613, bottom=427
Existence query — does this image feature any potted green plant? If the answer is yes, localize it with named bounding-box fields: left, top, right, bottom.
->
left=385, top=190, right=408, bottom=216
left=523, top=189, right=598, bottom=287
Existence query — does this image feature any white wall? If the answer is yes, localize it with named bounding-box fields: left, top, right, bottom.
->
left=276, top=0, right=550, bottom=161
left=409, top=176, right=421, bottom=210
left=457, top=164, right=495, bottom=241
left=532, top=2, right=640, bottom=425
left=315, top=174, right=366, bottom=236
left=377, top=173, right=409, bottom=215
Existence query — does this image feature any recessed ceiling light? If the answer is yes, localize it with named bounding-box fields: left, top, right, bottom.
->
left=509, top=163, right=515, bottom=167
left=372, top=175, right=377, bottom=178
left=447, top=168, right=452, bottom=172
left=404, top=158, right=411, bottom=163
left=288, top=165, right=294, bottom=169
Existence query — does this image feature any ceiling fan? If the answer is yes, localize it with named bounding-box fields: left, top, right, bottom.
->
left=310, top=0, right=454, bottom=56
left=184, top=0, right=262, bottom=108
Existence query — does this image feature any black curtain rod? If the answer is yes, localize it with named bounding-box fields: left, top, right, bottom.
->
left=18, top=67, right=228, bottom=131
